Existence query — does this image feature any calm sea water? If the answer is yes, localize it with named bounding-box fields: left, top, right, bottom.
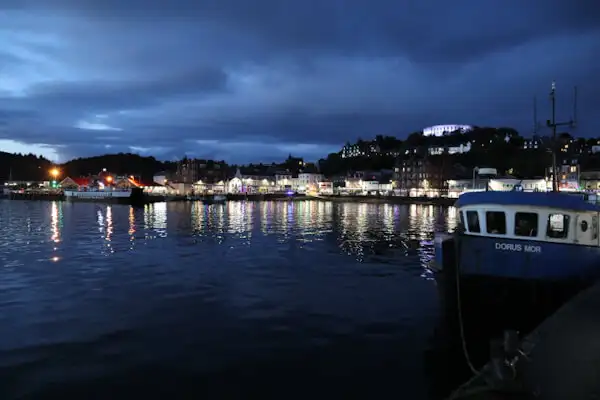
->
left=0, top=200, right=458, bottom=399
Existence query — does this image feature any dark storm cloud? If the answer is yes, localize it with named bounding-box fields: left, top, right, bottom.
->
left=6, top=0, right=599, bottom=62
left=0, top=0, right=599, bottom=162
left=24, top=67, right=229, bottom=111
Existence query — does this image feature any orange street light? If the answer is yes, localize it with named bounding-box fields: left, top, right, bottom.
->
left=106, top=176, right=113, bottom=183
left=50, top=168, right=59, bottom=179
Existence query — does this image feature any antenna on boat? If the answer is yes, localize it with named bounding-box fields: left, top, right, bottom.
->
left=572, top=86, right=578, bottom=128
left=533, top=96, right=541, bottom=134
left=546, top=81, right=578, bottom=192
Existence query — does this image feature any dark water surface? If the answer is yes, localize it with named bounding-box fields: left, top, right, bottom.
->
left=0, top=200, right=458, bottom=399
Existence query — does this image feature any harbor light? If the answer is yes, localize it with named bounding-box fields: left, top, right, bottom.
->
left=50, top=168, right=59, bottom=179
left=106, top=176, right=113, bottom=183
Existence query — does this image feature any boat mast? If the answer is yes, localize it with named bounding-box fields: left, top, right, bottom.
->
left=546, top=81, right=577, bottom=192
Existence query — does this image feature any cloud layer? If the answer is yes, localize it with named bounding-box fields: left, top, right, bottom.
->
left=1, top=0, right=599, bottom=162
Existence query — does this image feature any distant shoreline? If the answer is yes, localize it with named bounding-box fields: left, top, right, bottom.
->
left=229, top=194, right=455, bottom=206
left=317, top=195, right=455, bottom=206
left=1, top=192, right=456, bottom=207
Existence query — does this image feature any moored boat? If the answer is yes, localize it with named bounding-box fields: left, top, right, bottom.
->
left=64, top=187, right=152, bottom=205
left=434, top=190, right=600, bottom=334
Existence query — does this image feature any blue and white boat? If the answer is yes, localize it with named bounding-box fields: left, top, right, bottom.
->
left=434, top=190, right=600, bottom=329
left=454, top=190, right=599, bottom=281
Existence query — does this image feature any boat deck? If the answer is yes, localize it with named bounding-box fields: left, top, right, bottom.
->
left=449, top=281, right=600, bottom=399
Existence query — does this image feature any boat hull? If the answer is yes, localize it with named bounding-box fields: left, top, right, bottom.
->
left=458, top=234, right=600, bottom=281
left=434, top=234, right=597, bottom=336
left=64, top=188, right=158, bottom=206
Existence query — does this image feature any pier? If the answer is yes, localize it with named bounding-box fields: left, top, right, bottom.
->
left=448, top=280, right=600, bottom=399
left=2, top=190, right=457, bottom=207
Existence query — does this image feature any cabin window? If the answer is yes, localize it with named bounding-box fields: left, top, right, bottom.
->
left=514, top=212, right=538, bottom=237
left=547, top=214, right=570, bottom=239
left=459, top=211, right=465, bottom=230
left=486, top=211, right=506, bottom=234
left=466, top=211, right=480, bottom=233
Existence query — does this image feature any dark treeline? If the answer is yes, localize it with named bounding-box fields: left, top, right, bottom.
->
left=0, top=152, right=54, bottom=181
left=62, top=153, right=176, bottom=181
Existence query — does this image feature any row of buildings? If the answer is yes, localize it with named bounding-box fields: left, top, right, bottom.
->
left=5, top=162, right=600, bottom=198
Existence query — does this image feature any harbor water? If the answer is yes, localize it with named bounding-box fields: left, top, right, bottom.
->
left=0, top=200, right=461, bottom=399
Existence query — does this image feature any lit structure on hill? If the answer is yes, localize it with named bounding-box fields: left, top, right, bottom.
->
left=423, top=124, right=472, bottom=137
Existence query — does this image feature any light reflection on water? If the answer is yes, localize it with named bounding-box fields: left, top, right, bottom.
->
left=1, top=200, right=457, bottom=274
left=0, top=199, right=457, bottom=399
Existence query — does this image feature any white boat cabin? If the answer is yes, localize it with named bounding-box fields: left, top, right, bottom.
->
left=458, top=204, right=599, bottom=247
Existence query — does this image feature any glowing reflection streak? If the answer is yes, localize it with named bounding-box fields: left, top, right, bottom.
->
left=97, top=209, right=104, bottom=234
left=105, top=205, right=113, bottom=242
left=49, top=201, right=63, bottom=262
left=216, top=205, right=225, bottom=235
left=128, top=207, right=136, bottom=236
left=50, top=201, right=60, bottom=243
left=128, top=207, right=136, bottom=251
left=261, top=202, right=269, bottom=234
left=226, top=202, right=254, bottom=245
left=191, top=202, right=205, bottom=233
left=446, top=206, right=458, bottom=232
left=152, top=202, right=168, bottom=237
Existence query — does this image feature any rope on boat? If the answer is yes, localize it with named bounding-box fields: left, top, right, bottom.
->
left=446, top=232, right=537, bottom=399
left=454, top=234, right=478, bottom=375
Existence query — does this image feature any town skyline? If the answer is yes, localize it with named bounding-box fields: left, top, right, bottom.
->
left=4, top=126, right=600, bottom=185
left=0, top=125, right=597, bottom=165
left=1, top=1, right=599, bottom=163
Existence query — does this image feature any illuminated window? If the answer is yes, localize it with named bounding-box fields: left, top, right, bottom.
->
left=547, top=214, right=569, bottom=239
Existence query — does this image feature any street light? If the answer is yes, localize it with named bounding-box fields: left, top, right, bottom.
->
left=50, top=168, right=59, bottom=179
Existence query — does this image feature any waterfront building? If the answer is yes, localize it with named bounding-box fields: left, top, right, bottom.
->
left=226, top=168, right=276, bottom=194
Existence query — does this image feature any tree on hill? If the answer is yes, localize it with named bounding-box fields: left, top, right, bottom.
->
left=0, top=152, right=53, bottom=182
left=61, top=153, right=174, bottom=180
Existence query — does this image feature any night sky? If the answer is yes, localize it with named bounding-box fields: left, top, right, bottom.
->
left=1, top=0, right=599, bottom=163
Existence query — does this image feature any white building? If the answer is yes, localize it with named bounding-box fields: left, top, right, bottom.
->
left=428, top=142, right=472, bottom=155
left=153, top=172, right=168, bottom=186
left=318, top=181, right=333, bottom=194
left=227, top=168, right=276, bottom=194
left=488, top=179, right=547, bottom=192
left=423, top=124, right=473, bottom=137
left=361, top=180, right=392, bottom=193
left=297, top=173, right=323, bottom=192
left=524, top=138, right=542, bottom=150
left=275, top=173, right=293, bottom=190
left=447, top=178, right=547, bottom=198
